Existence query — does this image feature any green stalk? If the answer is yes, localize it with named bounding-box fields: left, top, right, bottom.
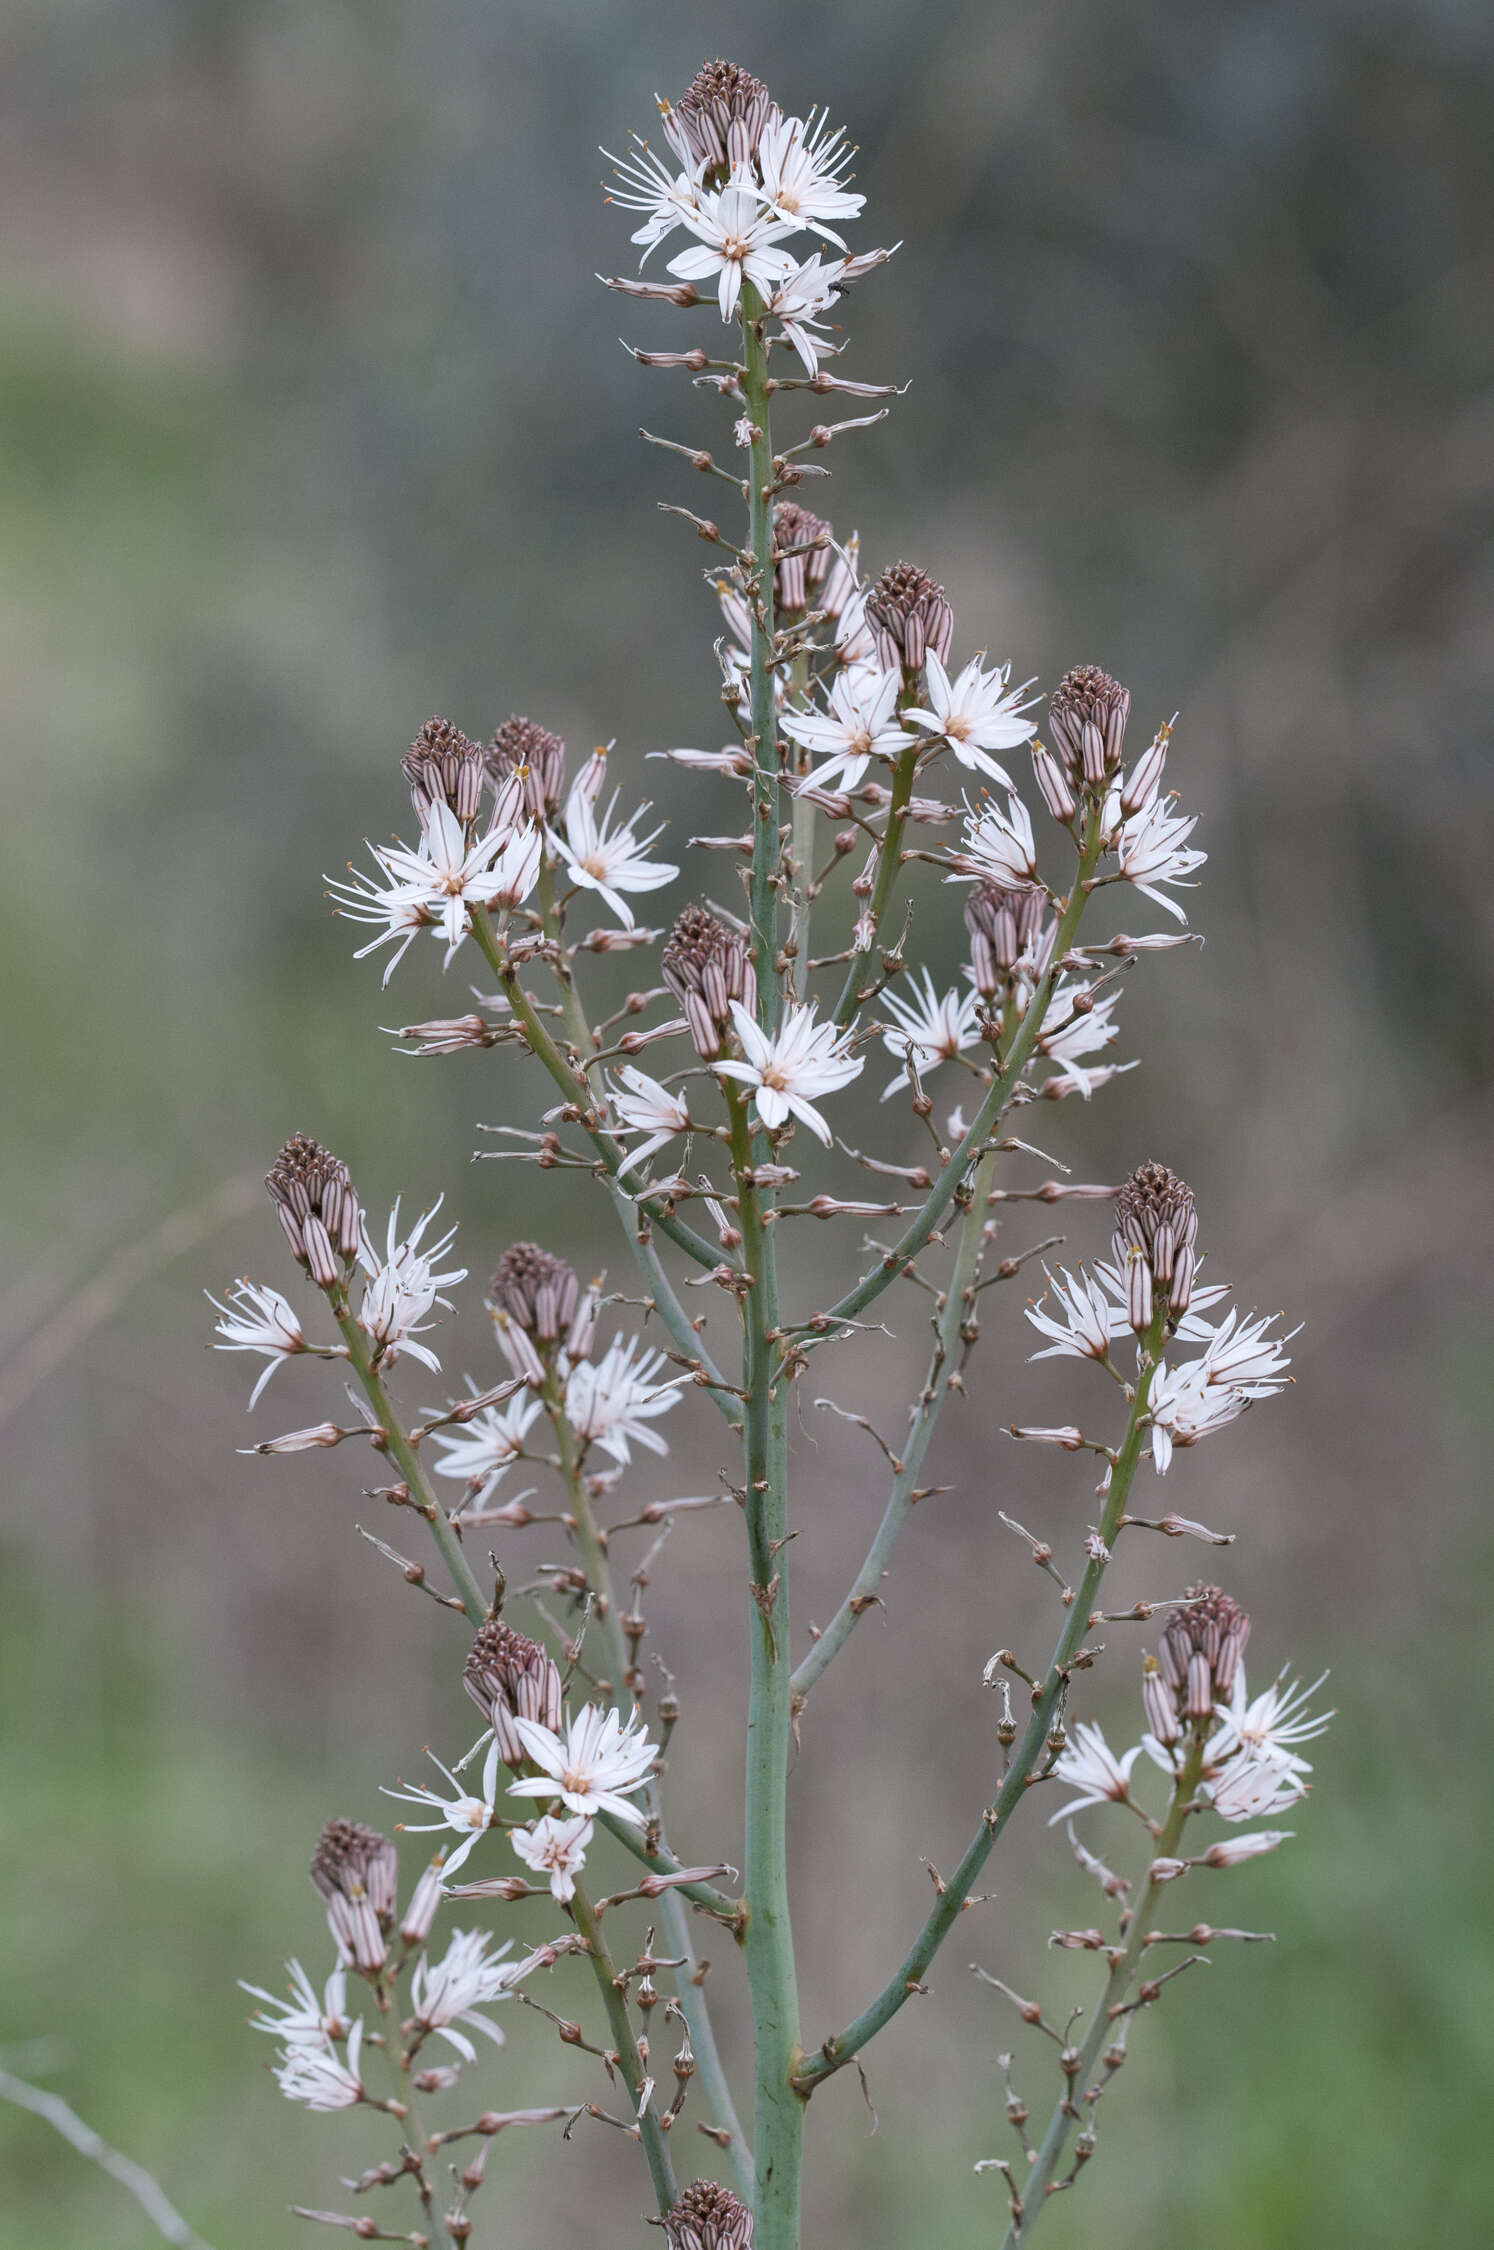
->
left=568, top=1879, right=678, bottom=2214
left=831, top=733, right=918, bottom=1029
left=999, top=1732, right=1208, bottom=2246
left=539, top=1369, right=753, bottom=2196
left=740, top=282, right=783, bottom=1036
left=796, top=1303, right=1166, bottom=2091
left=725, top=1081, right=801, bottom=2248
left=791, top=1145, right=999, bottom=1703
left=333, top=1299, right=488, bottom=1627
left=733, top=288, right=804, bottom=2247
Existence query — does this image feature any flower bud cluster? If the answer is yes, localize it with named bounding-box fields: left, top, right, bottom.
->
left=864, top=560, right=954, bottom=675
left=664, top=2180, right=755, bottom=2250
left=309, top=1818, right=398, bottom=1974
left=1047, top=664, right=1131, bottom=790
left=265, top=1135, right=363, bottom=1287
left=489, top=1243, right=597, bottom=1383
left=464, top=1616, right=565, bottom=1770
left=963, top=882, right=1051, bottom=1000
left=1159, top=1585, right=1251, bottom=1723
left=1112, top=1159, right=1199, bottom=1330
left=662, top=904, right=757, bottom=1060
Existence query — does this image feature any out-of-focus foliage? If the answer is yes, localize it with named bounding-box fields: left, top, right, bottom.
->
left=1, top=2, right=1490, bottom=2244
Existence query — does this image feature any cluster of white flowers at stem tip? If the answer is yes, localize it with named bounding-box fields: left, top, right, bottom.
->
left=199, top=55, right=1329, bottom=2250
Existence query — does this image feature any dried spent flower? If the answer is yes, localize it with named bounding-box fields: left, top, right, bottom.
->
left=663, top=59, right=775, bottom=178
left=309, top=1819, right=399, bottom=1974
left=663, top=2179, right=755, bottom=2250
left=1112, top=1159, right=1199, bottom=1331
left=265, top=1135, right=363, bottom=1288
left=1047, top=665, right=1131, bottom=788
left=864, top=560, right=954, bottom=674
left=662, top=904, right=757, bottom=1059
left=487, top=714, right=567, bottom=822
left=402, top=716, right=486, bottom=830
left=464, top=1618, right=565, bottom=1770
left=1160, top=1586, right=1252, bottom=1720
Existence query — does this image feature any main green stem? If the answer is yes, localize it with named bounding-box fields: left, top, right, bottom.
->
left=832, top=731, right=918, bottom=1029
left=797, top=1304, right=1166, bottom=2090
left=735, top=295, right=803, bottom=2250
left=999, top=1733, right=1207, bottom=2246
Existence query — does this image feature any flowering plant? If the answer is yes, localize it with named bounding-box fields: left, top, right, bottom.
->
left=200, top=57, right=1327, bottom=2250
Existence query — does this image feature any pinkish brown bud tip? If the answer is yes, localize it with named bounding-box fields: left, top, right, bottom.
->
left=265, top=1134, right=362, bottom=1286
left=463, top=1617, right=564, bottom=1768
left=865, top=560, right=954, bottom=673
left=1048, top=664, right=1131, bottom=787
left=487, top=714, right=567, bottom=820
left=661, top=904, right=756, bottom=1059
left=662, top=2180, right=754, bottom=2250
left=665, top=60, right=775, bottom=178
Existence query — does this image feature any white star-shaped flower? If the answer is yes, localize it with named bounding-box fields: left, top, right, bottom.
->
left=756, top=111, right=865, bottom=246
left=356, top=1200, right=466, bottom=1375
left=564, top=1333, right=686, bottom=1465
left=1046, top=1721, right=1145, bottom=1824
left=714, top=997, right=864, bottom=1142
left=905, top=651, right=1037, bottom=783
left=431, top=1389, right=543, bottom=1495
left=666, top=183, right=799, bottom=320
left=946, top=792, right=1041, bottom=891
left=781, top=664, right=913, bottom=795
left=383, top=1739, right=502, bottom=1879
left=608, top=1066, right=692, bottom=1176
left=1115, top=792, right=1206, bottom=922
left=273, top=2018, right=365, bottom=2112
left=240, top=1960, right=351, bottom=2052
left=878, top=969, right=980, bottom=1097
left=409, top=1929, right=517, bottom=2061
left=510, top=1812, right=594, bottom=1903
left=555, top=789, right=678, bottom=927
left=209, top=1278, right=325, bottom=1408
left=508, top=1706, right=659, bottom=1828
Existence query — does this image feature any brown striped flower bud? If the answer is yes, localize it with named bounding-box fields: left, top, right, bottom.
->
left=486, top=714, right=567, bottom=822
left=489, top=1242, right=594, bottom=1380
left=310, top=1818, right=398, bottom=1974
left=399, top=1854, right=446, bottom=1948
left=1159, top=1586, right=1251, bottom=1721
left=664, top=60, right=775, bottom=178
left=1112, top=1159, right=1198, bottom=1331
left=865, top=560, right=954, bottom=674
left=463, top=1618, right=564, bottom=1769
left=1140, top=1650, right=1181, bottom=1746
left=963, top=882, right=1049, bottom=997
left=662, top=904, right=756, bottom=1059
left=772, top=501, right=833, bottom=613
left=663, top=2181, right=754, bottom=2250
left=265, top=1135, right=363, bottom=1288
left=1047, top=665, right=1131, bottom=788
left=402, top=716, right=486, bottom=829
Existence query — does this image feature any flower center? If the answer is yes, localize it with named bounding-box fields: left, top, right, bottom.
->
left=760, top=1063, right=791, bottom=1092
left=560, top=1767, right=593, bottom=1797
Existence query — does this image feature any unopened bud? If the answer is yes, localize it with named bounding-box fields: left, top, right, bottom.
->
left=487, top=714, right=567, bottom=821
left=402, top=715, right=486, bottom=829
left=1047, top=665, right=1130, bottom=787
left=661, top=904, right=756, bottom=1059
left=399, top=1854, right=446, bottom=1947
left=662, top=2178, right=755, bottom=2250
left=464, top=1617, right=564, bottom=1768
left=1119, top=720, right=1172, bottom=815
left=772, top=501, right=833, bottom=613
left=662, top=59, right=775, bottom=179
left=1112, top=1159, right=1199, bottom=1329
left=265, top=1135, right=363, bottom=1287
left=1159, top=1585, right=1251, bottom=1716
left=865, top=560, right=954, bottom=674
left=310, top=1818, right=398, bottom=1973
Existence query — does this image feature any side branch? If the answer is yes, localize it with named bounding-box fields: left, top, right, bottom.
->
left=807, top=804, right=1106, bottom=1341
left=791, top=1145, right=1000, bottom=1702
left=795, top=1311, right=1164, bottom=2091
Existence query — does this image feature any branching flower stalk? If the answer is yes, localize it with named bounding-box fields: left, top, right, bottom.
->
left=192, top=56, right=1330, bottom=2250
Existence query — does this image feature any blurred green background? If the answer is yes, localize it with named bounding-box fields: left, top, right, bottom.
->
left=2, top=1, right=1491, bottom=2244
